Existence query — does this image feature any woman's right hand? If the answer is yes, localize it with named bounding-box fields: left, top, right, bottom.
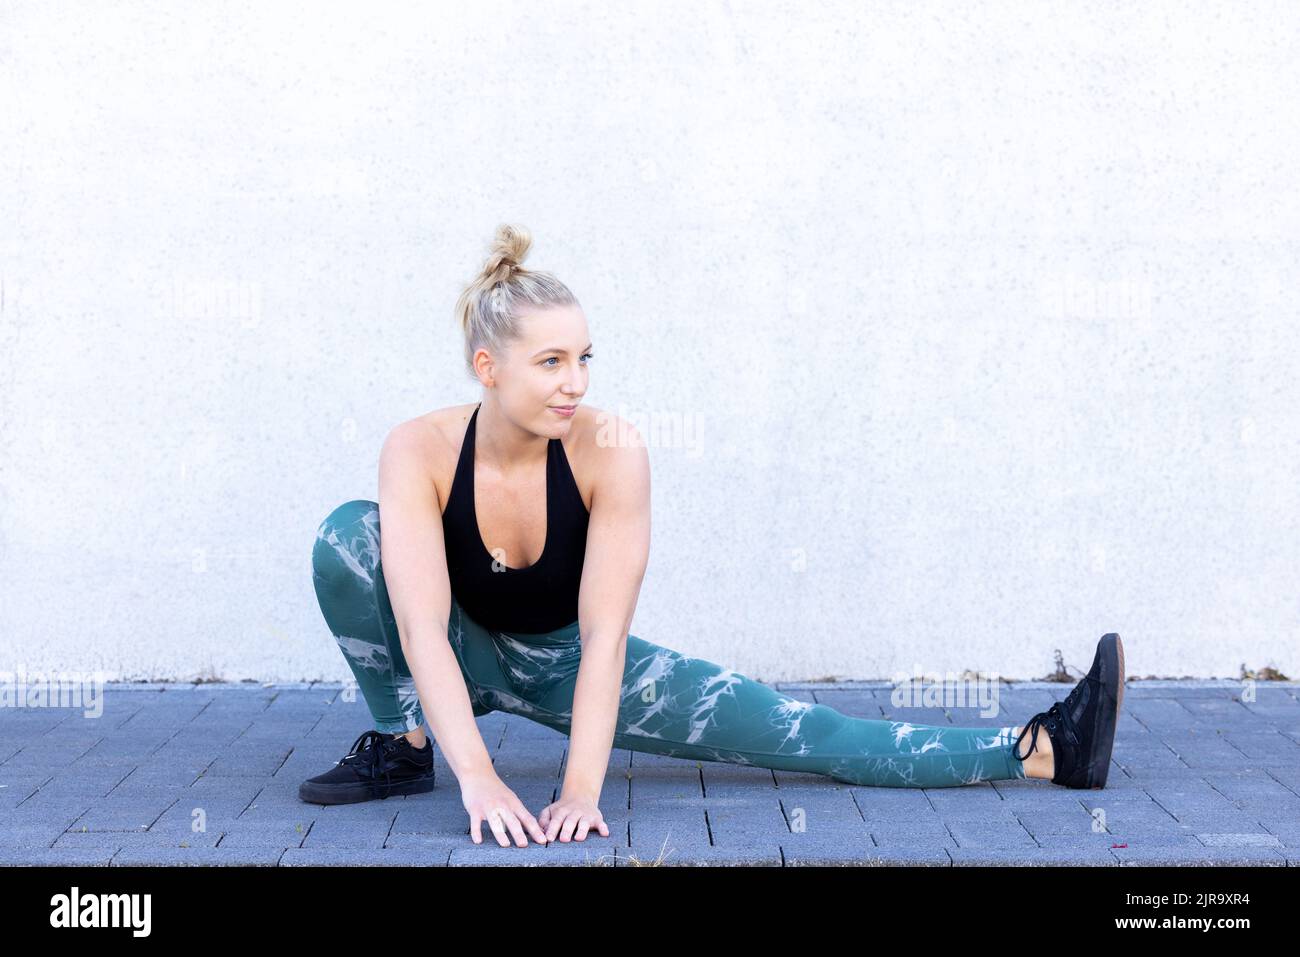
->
left=459, top=770, right=549, bottom=847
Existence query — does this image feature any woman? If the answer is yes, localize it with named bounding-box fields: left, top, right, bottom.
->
left=301, top=223, right=1126, bottom=849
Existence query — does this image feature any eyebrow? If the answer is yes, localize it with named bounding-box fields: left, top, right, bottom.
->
left=530, top=343, right=593, bottom=359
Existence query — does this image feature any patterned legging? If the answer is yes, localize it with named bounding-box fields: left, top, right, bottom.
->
left=311, top=499, right=1029, bottom=788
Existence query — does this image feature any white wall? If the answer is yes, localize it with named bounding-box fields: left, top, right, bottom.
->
left=2, top=1, right=1296, bottom=683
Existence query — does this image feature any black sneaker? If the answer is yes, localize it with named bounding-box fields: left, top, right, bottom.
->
left=298, top=729, right=435, bottom=805
left=1011, top=633, right=1126, bottom=788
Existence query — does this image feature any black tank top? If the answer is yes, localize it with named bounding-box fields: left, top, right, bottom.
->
left=441, top=403, right=590, bottom=634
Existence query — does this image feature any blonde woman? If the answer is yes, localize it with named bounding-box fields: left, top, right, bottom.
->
left=301, top=223, right=1126, bottom=848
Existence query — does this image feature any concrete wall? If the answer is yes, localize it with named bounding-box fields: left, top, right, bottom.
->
left=2, top=1, right=1296, bottom=684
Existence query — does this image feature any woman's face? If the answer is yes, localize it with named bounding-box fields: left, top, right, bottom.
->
left=477, top=303, right=592, bottom=436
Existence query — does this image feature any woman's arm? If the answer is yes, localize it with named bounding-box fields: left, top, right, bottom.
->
left=560, top=418, right=651, bottom=806
left=379, top=423, right=549, bottom=847
left=376, top=422, right=496, bottom=782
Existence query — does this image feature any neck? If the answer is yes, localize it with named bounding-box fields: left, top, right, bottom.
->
left=475, top=398, right=549, bottom=473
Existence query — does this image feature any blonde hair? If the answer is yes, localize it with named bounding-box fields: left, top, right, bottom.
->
left=454, top=223, right=579, bottom=380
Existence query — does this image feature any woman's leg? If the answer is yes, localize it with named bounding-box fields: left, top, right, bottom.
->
left=311, top=499, right=498, bottom=736
left=470, top=623, right=1031, bottom=789
left=313, top=501, right=1030, bottom=788
left=612, top=633, right=1031, bottom=786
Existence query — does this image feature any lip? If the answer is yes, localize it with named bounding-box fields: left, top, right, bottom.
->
left=549, top=405, right=577, bottom=417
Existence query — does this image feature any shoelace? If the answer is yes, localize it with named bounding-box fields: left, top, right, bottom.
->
left=339, top=729, right=398, bottom=799
left=1012, top=661, right=1104, bottom=763
left=1011, top=701, right=1065, bottom=762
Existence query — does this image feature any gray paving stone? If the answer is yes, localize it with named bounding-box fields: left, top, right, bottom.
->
left=934, top=806, right=1029, bottom=825
left=1195, top=832, right=1286, bottom=847
left=151, top=801, right=253, bottom=831
left=119, top=764, right=208, bottom=787
left=53, top=829, right=223, bottom=849
left=803, top=846, right=953, bottom=866
left=447, top=840, right=618, bottom=866
left=2, top=803, right=92, bottom=828
left=778, top=830, right=878, bottom=865
left=299, top=817, right=393, bottom=848
left=110, top=846, right=285, bottom=866
left=620, top=843, right=782, bottom=866
left=1259, top=823, right=1300, bottom=847
left=1110, top=845, right=1290, bottom=865
left=5, top=793, right=99, bottom=820
left=778, top=794, right=869, bottom=832
left=2, top=680, right=1296, bottom=866
left=772, top=769, right=845, bottom=788
left=390, top=804, right=472, bottom=834
left=1165, top=813, right=1276, bottom=833
left=704, top=798, right=793, bottom=843
left=627, top=751, right=702, bottom=768
left=949, top=846, right=1118, bottom=865
left=382, top=832, right=463, bottom=855
left=1014, top=812, right=1111, bottom=836
left=280, top=847, right=452, bottom=866
left=30, top=767, right=135, bottom=794
left=216, top=821, right=310, bottom=848
left=203, top=752, right=293, bottom=777
left=184, top=777, right=266, bottom=803
left=3, top=825, right=72, bottom=848
left=627, top=769, right=704, bottom=802
left=1033, top=833, right=1135, bottom=850
left=0, top=776, right=48, bottom=803
left=850, top=787, right=938, bottom=813
left=945, top=824, right=1039, bottom=848
left=0, top=847, right=118, bottom=866
left=628, top=808, right=710, bottom=855
left=69, top=796, right=179, bottom=831
left=869, top=827, right=957, bottom=849
left=921, top=786, right=1011, bottom=812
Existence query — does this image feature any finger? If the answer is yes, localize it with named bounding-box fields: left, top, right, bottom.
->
left=595, top=816, right=609, bottom=837
left=469, top=813, right=483, bottom=845
left=513, top=801, right=548, bottom=844
left=575, top=816, right=591, bottom=841
left=546, top=809, right=567, bottom=843
left=502, top=810, right=529, bottom=848
left=560, top=811, right=579, bottom=843
left=487, top=808, right=510, bottom=848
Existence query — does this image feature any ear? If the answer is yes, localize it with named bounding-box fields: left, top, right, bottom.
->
left=471, top=347, right=496, bottom=387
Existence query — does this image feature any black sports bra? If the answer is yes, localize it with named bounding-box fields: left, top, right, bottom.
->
left=441, top=403, right=590, bottom=634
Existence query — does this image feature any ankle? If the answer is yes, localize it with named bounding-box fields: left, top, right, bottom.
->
left=398, top=728, right=427, bottom=749
left=1014, top=725, right=1055, bottom=779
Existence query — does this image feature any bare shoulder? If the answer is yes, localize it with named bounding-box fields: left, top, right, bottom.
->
left=382, top=403, right=646, bottom=514
left=570, top=405, right=650, bottom=504
left=386, top=404, right=471, bottom=458
left=384, top=403, right=479, bottom=512
left=571, top=405, right=647, bottom=456
left=414, top=403, right=478, bottom=448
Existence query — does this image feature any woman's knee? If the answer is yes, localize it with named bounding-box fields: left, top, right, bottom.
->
left=312, top=499, right=382, bottom=593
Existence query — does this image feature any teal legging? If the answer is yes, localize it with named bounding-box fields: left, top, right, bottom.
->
left=312, top=499, right=1029, bottom=788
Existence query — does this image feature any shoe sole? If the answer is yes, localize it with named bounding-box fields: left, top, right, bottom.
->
left=1084, top=632, right=1124, bottom=789
left=298, top=773, right=435, bottom=806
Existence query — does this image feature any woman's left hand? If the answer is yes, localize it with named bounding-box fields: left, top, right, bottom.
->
left=539, top=793, right=609, bottom=843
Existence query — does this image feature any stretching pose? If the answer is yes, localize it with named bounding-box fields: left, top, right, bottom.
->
left=301, top=223, right=1126, bottom=848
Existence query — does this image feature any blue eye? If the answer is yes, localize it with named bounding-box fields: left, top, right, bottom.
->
left=544, top=353, right=594, bottom=367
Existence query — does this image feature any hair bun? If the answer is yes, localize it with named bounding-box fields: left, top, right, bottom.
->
left=486, top=223, right=531, bottom=279
left=453, top=223, right=580, bottom=381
